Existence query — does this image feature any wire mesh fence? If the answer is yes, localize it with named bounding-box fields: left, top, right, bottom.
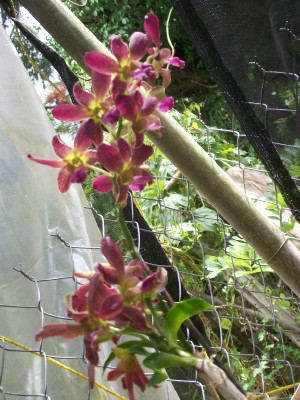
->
left=2, top=7, right=300, bottom=398
left=1, top=107, right=300, bottom=399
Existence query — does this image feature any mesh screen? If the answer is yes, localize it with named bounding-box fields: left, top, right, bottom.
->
left=1, top=115, right=300, bottom=400
left=170, top=0, right=300, bottom=222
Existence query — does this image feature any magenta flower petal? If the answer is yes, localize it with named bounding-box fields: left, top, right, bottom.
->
left=52, top=135, right=71, bottom=158
left=147, top=122, right=165, bottom=133
left=107, top=364, right=123, bottom=381
left=27, top=154, right=63, bottom=168
left=93, top=175, right=113, bottom=192
left=112, top=77, right=128, bottom=99
left=92, top=71, right=111, bottom=100
left=116, top=183, right=129, bottom=205
left=141, top=267, right=167, bottom=294
left=129, top=31, right=152, bottom=60
left=71, top=168, right=88, bottom=184
left=141, top=96, right=158, bottom=115
left=103, top=107, right=120, bottom=125
left=74, top=121, right=92, bottom=150
left=135, top=133, right=145, bottom=147
left=97, top=143, right=123, bottom=172
left=52, top=104, right=89, bottom=122
left=101, top=236, right=124, bottom=278
left=84, top=336, right=99, bottom=366
left=157, top=48, right=172, bottom=63
left=97, top=294, right=124, bottom=320
left=85, top=150, right=99, bottom=165
left=110, top=35, right=129, bottom=61
left=168, top=56, right=185, bottom=69
left=133, top=90, right=144, bottom=108
left=88, top=272, right=117, bottom=315
left=126, top=259, right=146, bottom=279
left=90, top=326, right=114, bottom=345
left=95, top=262, right=118, bottom=284
left=158, top=96, right=174, bottom=112
left=130, top=172, right=153, bottom=191
left=90, top=123, right=104, bottom=147
left=107, top=352, right=148, bottom=398
left=144, top=13, right=161, bottom=47
left=72, top=283, right=89, bottom=312
left=131, top=144, right=153, bottom=166
left=117, top=138, right=132, bottom=163
left=35, top=324, right=84, bottom=341
left=73, top=82, right=94, bottom=106
left=117, top=308, right=151, bottom=332
left=132, top=67, right=150, bottom=80
left=57, top=167, right=73, bottom=193
left=88, top=362, right=96, bottom=389
left=116, top=94, right=139, bottom=122
left=84, top=51, right=119, bottom=75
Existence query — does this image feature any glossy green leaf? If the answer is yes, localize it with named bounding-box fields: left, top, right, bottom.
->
left=115, top=340, right=153, bottom=355
left=148, top=369, right=168, bottom=386
left=143, top=352, right=194, bottom=371
left=163, top=298, right=211, bottom=347
left=103, top=351, right=116, bottom=373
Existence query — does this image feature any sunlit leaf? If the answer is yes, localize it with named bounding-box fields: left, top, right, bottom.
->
left=144, top=352, right=194, bottom=371
left=163, top=298, right=211, bottom=347
left=147, top=369, right=168, bottom=386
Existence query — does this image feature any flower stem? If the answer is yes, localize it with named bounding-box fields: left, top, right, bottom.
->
left=87, top=164, right=114, bottom=178
left=145, top=298, right=165, bottom=336
left=118, top=206, right=139, bottom=260
left=116, top=117, right=124, bottom=139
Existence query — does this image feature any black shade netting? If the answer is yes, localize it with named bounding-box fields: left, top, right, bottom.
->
left=170, top=0, right=300, bottom=222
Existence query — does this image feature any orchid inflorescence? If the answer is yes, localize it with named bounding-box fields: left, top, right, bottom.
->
left=29, top=13, right=184, bottom=206
left=30, top=13, right=214, bottom=400
left=36, top=236, right=168, bottom=398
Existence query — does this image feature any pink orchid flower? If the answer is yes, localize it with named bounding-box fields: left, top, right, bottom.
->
left=108, top=348, right=148, bottom=400
left=143, top=13, right=185, bottom=87
left=84, top=33, right=151, bottom=98
left=97, top=236, right=167, bottom=304
left=93, top=138, right=153, bottom=205
left=52, top=72, right=119, bottom=145
left=116, top=89, right=167, bottom=135
left=96, top=236, right=147, bottom=289
left=28, top=134, right=99, bottom=193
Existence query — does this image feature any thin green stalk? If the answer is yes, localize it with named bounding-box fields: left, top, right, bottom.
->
left=165, top=7, right=174, bottom=57
left=145, top=298, right=165, bottom=336
left=118, top=205, right=139, bottom=260
left=86, top=165, right=114, bottom=178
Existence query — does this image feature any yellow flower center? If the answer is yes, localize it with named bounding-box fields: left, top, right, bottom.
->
left=88, top=100, right=108, bottom=122
left=65, top=152, right=88, bottom=169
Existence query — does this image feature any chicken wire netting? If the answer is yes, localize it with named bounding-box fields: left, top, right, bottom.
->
left=2, top=115, right=300, bottom=400
left=1, top=1, right=300, bottom=400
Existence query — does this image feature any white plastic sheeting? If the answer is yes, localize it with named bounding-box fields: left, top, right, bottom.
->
left=0, top=24, right=179, bottom=400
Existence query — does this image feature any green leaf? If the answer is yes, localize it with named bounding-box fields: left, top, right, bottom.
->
left=221, top=318, right=232, bottom=330
left=148, top=369, right=168, bottom=386
left=103, top=351, right=116, bottom=373
left=277, top=192, right=287, bottom=208
left=115, top=340, right=154, bottom=355
left=193, top=207, right=220, bottom=232
left=143, top=352, right=194, bottom=371
left=163, top=298, right=211, bottom=347
left=164, top=194, right=188, bottom=208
